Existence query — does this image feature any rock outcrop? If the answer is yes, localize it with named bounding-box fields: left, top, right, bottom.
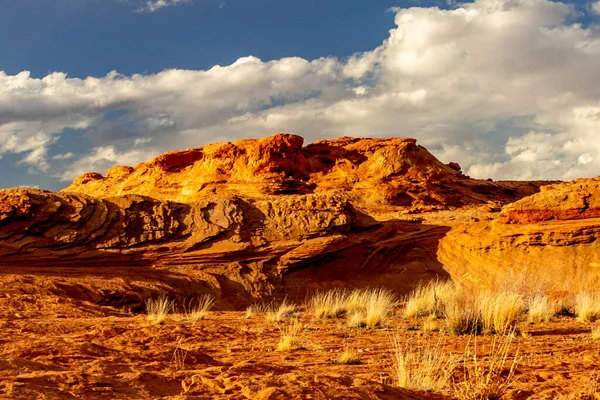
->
left=0, top=134, right=552, bottom=310
left=439, top=178, right=600, bottom=287
left=64, top=134, right=543, bottom=209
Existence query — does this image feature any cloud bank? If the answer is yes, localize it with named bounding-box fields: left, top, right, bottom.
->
left=1, top=0, right=600, bottom=184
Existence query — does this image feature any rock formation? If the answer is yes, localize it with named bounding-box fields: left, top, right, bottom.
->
left=438, top=177, right=600, bottom=288
left=0, top=134, right=553, bottom=311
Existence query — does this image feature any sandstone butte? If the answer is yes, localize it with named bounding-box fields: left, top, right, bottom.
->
left=1, top=133, right=598, bottom=312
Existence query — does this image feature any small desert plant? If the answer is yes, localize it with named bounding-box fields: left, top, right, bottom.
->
left=527, top=293, right=555, bottom=323
left=444, top=291, right=481, bottom=335
left=146, top=296, right=173, bottom=325
left=450, top=333, right=520, bottom=400
left=266, top=299, right=297, bottom=323
left=575, top=291, right=600, bottom=322
left=391, top=336, right=456, bottom=392
left=347, top=289, right=396, bottom=329
left=171, top=338, right=188, bottom=370
left=276, top=320, right=304, bottom=351
left=404, top=280, right=455, bottom=319
left=422, top=317, right=441, bottom=333
left=479, top=291, right=525, bottom=335
left=592, top=325, right=600, bottom=340
left=244, top=302, right=271, bottom=319
left=332, top=346, right=361, bottom=365
left=309, top=289, right=350, bottom=319
left=183, top=295, right=215, bottom=322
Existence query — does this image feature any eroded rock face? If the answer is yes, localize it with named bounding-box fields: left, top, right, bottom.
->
left=63, top=133, right=543, bottom=208
left=0, top=134, right=552, bottom=310
left=438, top=178, right=600, bottom=287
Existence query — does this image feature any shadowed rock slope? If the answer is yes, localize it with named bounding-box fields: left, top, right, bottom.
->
left=439, top=178, right=600, bottom=287
left=1, top=134, right=548, bottom=311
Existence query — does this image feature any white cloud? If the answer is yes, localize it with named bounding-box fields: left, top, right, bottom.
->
left=135, top=0, right=191, bottom=13
left=2, top=0, right=600, bottom=184
left=52, top=152, right=74, bottom=160
left=593, top=1, right=600, bottom=15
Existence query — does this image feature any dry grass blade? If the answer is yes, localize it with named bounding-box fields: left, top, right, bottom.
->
left=527, top=293, right=555, bottom=323
left=146, top=296, right=173, bottom=325
left=276, top=320, right=304, bottom=351
left=391, top=336, right=457, bottom=393
left=479, top=292, right=525, bottom=335
left=266, top=299, right=297, bottom=323
left=309, top=289, right=349, bottom=319
left=575, top=291, right=600, bottom=322
left=185, top=294, right=215, bottom=322
left=404, top=279, right=455, bottom=319
left=347, top=289, right=396, bottom=329
left=450, top=332, right=520, bottom=400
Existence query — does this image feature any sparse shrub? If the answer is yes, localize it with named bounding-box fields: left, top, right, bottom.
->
left=592, top=325, right=600, bottom=340
left=450, top=333, right=520, bottom=400
left=444, top=291, right=481, bottom=335
left=404, top=280, right=455, bottom=319
left=391, top=336, right=456, bottom=392
left=184, top=295, right=215, bottom=322
left=146, top=296, right=173, bottom=325
left=309, top=289, right=349, bottom=319
left=332, top=347, right=361, bottom=365
left=244, top=302, right=270, bottom=319
left=266, top=299, right=297, bottom=323
left=346, top=289, right=396, bottom=329
left=527, top=294, right=555, bottom=323
left=479, top=291, right=525, bottom=335
left=575, top=291, right=600, bottom=322
left=422, top=317, right=441, bottom=333
left=276, top=320, right=304, bottom=351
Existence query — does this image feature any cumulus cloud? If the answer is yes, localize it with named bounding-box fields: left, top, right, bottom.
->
left=593, top=1, right=600, bottom=15
left=2, top=0, right=600, bottom=184
left=135, top=0, right=192, bottom=13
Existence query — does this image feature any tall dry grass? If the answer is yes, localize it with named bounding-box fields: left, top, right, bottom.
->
left=146, top=296, right=173, bottom=325
left=575, top=291, right=600, bottom=322
left=450, top=333, right=520, bottom=400
left=346, top=289, right=397, bottom=329
left=266, top=299, right=297, bottom=323
left=404, top=280, right=455, bottom=319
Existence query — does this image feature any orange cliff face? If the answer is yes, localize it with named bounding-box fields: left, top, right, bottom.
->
left=438, top=177, right=600, bottom=288
left=0, top=133, right=554, bottom=309
left=62, top=133, right=543, bottom=209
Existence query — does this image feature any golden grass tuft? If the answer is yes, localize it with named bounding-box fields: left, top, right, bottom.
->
left=276, top=320, right=304, bottom=352
left=346, top=289, right=396, bottom=329
left=391, top=336, right=456, bottom=392
left=479, top=291, right=525, bottom=335
left=575, top=291, right=600, bottom=323
left=183, top=295, right=215, bottom=322
left=592, top=325, right=600, bottom=340
left=309, top=289, right=349, bottom=319
left=404, top=280, right=455, bottom=319
left=527, top=293, right=556, bottom=323
left=244, top=302, right=271, bottom=319
left=450, top=333, right=520, bottom=400
left=266, top=299, right=297, bottom=323
left=332, top=346, right=361, bottom=365
left=146, top=296, right=173, bottom=325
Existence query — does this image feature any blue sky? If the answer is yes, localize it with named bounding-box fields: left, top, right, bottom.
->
left=1, top=0, right=600, bottom=190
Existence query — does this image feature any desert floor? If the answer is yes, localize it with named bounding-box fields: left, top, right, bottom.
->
left=1, top=298, right=599, bottom=400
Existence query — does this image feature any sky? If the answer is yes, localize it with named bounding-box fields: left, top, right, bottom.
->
left=1, top=0, right=600, bottom=190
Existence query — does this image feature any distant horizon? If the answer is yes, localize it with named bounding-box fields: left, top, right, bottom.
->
left=1, top=0, right=600, bottom=191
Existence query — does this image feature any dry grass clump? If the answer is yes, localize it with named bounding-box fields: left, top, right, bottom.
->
left=443, top=290, right=482, bottom=335
left=332, top=347, right=361, bottom=365
left=422, top=317, right=441, bottom=333
left=592, top=325, right=600, bottom=340
left=181, top=295, right=215, bottom=322
left=479, top=291, right=525, bottom=335
left=527, top=293, right=556, bottom=323
left=309, top=289, right=350, bottom=319
left=244, top=302, right=271, bottom=319
left=276, top=320, right=304, bottom=351
left=575, top=291, right=600, bottom=322
left=346, top=289, right=396, bottom=329
left=146, top=296, right=173, bottom=325
left=391, top=336, right=456, bottom=392
left=450, top=333, right=520, bottom=400
left=266, top=299, right=297, bottom=323
left=404, top=280, right=455, bottom=319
